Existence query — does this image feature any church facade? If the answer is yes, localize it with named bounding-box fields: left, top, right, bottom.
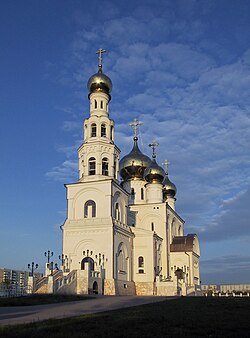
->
left=57, top=51, right=200, bottom=296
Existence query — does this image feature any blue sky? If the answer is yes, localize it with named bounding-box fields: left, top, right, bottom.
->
left=1, top=0, right=250, bottom=284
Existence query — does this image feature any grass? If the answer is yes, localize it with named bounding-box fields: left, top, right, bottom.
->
left=1, top=297, right=250, bottom=337
left=0, top=294, right=93, bottom=307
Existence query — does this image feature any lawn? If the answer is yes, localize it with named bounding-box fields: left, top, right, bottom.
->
left=1, top=297, right=250, bottom=337
left=0, top=294, right=92, bottom=307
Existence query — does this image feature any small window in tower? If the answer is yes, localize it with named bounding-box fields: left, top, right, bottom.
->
left=110, top=126, right=113, bottom=141
left=100, top=100, right=103, bottom=109
left=89, top=157, right=96, bottom=175
left=102, top=157, right=109, bottom=176
left=114, top=159, right=116, bottom=178
left=115, top=203, right=120, bottom=221
left=94, top=100, right=97, bottom=109
left=151, top=222, right=154, bottom=231
left=101, top=124, right=106, bottom=137
left=91, top=124, right=97, bottom=137
left=131, top=188, right=135, bottom=195
left=141, top=188, right=144, bottom=200
left=84, top=200, right=96, bottom=218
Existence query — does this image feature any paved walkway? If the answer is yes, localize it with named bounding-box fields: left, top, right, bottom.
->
left=0, top=296, right=172, bottom=326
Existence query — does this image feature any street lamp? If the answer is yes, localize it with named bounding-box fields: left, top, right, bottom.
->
left=44, top=250, right=53, bottom=264
left=28, top=262, right=38, bottom=276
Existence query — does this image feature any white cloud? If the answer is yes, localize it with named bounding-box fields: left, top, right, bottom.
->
left=45, top=160, right=78, bottom=182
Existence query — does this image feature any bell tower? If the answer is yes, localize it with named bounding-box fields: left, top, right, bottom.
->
left=78, top=49, right=120, bottom=182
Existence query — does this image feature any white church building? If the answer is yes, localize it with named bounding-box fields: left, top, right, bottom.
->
left=37, top=50, right=200, bottom=296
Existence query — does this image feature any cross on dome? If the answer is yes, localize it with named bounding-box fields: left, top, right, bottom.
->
left=163, top=159, right=170, bottom=174
left=129, top=118, right=143, bottom=139
left=96, top=48, right=106, bottom=70
left=149, top=140, right=159, bottom=159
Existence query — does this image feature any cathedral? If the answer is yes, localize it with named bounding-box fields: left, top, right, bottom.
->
left=45, top=50, right=200, bottom=296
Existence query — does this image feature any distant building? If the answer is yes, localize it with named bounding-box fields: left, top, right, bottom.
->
left=202, top=284, right=250, bottom=295
left=0, top=268, right=29, bottom=288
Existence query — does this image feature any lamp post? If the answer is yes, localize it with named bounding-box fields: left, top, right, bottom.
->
left=44, top=250, right=53, bottom=264
left=59, top=254, right=67, bottom=272
left=28, top=262, right=38, bottom=276
left=49, top=262, right=58, bottom=276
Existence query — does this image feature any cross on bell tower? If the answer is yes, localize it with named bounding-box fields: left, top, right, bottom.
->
left=129, top=118, right=143, bottom=140
left=149, top=140, right=159, bottom=159
left=96, top=48, right=106, bottom=70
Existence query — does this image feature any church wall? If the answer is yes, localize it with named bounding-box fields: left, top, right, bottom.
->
left=135, top=282, right=155, bottom=295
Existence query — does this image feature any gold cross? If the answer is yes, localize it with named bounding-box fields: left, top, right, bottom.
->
left=163, top=160, right=170, bottom=174
left=149, top=140, right=159, bottom=158
left=129, top=118, right=143, bottom=138
left=96, top=48, right=106, bottom=69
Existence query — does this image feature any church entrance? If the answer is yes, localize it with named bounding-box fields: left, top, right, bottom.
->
left=93, top=281, right=98, bottom=294
left=81, top=257, right=94, bottom=271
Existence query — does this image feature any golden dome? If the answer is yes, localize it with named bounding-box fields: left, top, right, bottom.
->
left=119, top=137, right=152, bottom=181
left=87, top=68, right=112, bottom=97
left=144, top=159, right=165, bottom=184
left=163, top=174, right=177, bottom=197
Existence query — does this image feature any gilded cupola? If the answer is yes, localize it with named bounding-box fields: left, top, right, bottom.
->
left=144, top=141, right=165, bottom=184
left=87, top=48, right=112, bottom=98
left=119, top=119, right=151, bottom=181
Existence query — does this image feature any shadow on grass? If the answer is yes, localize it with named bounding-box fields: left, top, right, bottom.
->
left=1, top=297, right=250, bottom=337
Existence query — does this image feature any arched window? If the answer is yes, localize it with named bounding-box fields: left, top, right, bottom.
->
left=101, top=124, right=106, bottom=137
left=94, top=100, right=97, bottom=109
left=138, top=256, right=144, bottom=274
left=100, top=100, right=103, bottom=109
left=110, top=126, right=113, bottom=141
left=141, top=188, right=144, bottom=200
left=84, top=200, right=96, bottom=218
left=131, top=188, right=135, bottom=196
left=115, top=203, right=120, bottom=221
left=91, top=123, right=97, bottom=137
left=151, top=222, right=154, bottom=231
left=89, top=157, right=96, bottom=175
left=113, top=159, right=116, bottom=178
left=102, top=157, right=109, bottom=176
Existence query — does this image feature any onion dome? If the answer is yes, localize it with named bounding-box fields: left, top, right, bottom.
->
left=144, top=159, right=165, bottom=184
left=119, top=137, right=152, bottom=181
left=163, top=174, right=177, bottom=197
left=87, top=67, right=112, bottom=97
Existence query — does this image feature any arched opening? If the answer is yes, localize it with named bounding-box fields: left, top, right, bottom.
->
left=81, top=257, right=94, bottom=271
left=101, top=124, right=106, bottom=137
left=141, top=188, right=144, bottom=200
left=94, top=100, right=97, bottom=109
left=138, top=256, right=144, bottom=274
left=93, top=281, right=98, bottom=294
left=91, top=123, right=97, bottom=137
left=115, top=203, right=120, bottom=221
left=110, top=126, right=113, bottom=141
left=89, top=157, right=96, bottom=175
left=102, top=157, right=109, bottom=176
left=84, top=200, right=96, bottom=218
left=100, top=100, right=103, bottom=109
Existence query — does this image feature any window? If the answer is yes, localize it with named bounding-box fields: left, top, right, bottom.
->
left=115, top=203, right=120, bottom=221
left=100, top=100, right=103, bottom=109
left=94, top=100, right=97, bottom=109
left=110, top=126, right=113, bottom=141
left=84, top=200, right=96, bottom=218
left=89, top=157, right=96, bottom=175
left=141, top=188, right=144, bottom=200
left=102, top=157, right=109, bottom=176
left=138, top=256, right=144, bottom=273
left=138, top=256, right=144, bottom=268
left=131, top=188, right=135, bottom=195
left=101, top=124, right=106, bottom=137
left=151, top=222, right=154, bottom=231
left=113, top=159, right=116, bottom=178
left=91, top=124, right=97, bottom=137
